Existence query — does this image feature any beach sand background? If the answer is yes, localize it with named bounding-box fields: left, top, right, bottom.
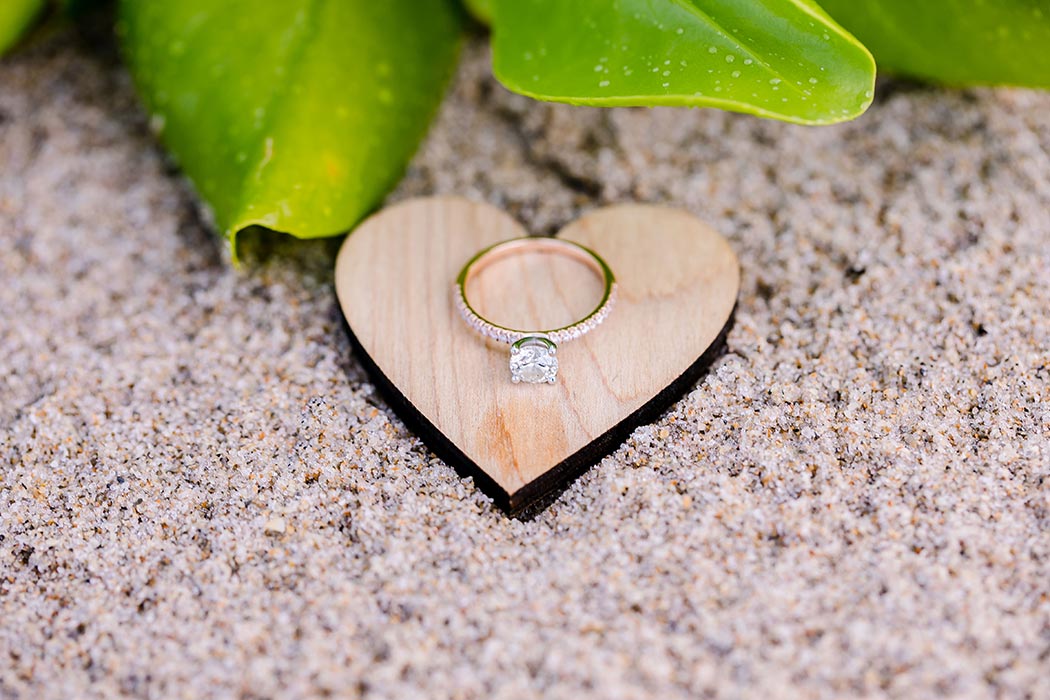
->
left=2, top=30, right=1049, bottom=699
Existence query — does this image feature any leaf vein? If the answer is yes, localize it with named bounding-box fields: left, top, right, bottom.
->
left=666, top=0, right=814, bottom=99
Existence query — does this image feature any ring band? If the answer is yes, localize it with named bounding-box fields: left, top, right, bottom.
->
left=453, top=237, right=617, bottom=384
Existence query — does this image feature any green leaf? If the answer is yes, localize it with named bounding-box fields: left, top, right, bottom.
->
left=0, top=0, right=45, bottom=56
left=487, top=0, right=875, bottom=125
left=819, top=0, right=1050, bottom=87
left=461, top=0, right=492, bottom=24
left=119, top=0, right=463, bottom=251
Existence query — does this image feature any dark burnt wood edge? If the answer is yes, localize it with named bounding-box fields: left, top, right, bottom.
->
left=340, top=302, right=736, bottom=520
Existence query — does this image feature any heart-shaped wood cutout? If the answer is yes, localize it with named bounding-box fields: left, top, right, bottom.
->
left=335, top=197, right=738, bottom=516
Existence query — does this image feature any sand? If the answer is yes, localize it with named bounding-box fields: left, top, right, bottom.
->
left=1, top=29, right=1049, bottom=700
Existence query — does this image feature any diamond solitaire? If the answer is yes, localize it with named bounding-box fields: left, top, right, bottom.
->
left=510, top=336, right=558, bottom=384
left=454, top=237, right=616, bottom=384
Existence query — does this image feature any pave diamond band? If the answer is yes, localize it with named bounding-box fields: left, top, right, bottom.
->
left=454, top=237, right=617, bottom=384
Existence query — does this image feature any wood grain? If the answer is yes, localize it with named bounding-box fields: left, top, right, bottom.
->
left=335, top=197, right=738, bottom=514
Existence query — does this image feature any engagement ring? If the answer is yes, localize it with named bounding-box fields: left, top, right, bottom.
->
left=454, top=237, right=616, bottom=384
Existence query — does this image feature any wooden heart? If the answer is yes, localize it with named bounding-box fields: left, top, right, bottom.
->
left=335, top=197, right=738, bottom=516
